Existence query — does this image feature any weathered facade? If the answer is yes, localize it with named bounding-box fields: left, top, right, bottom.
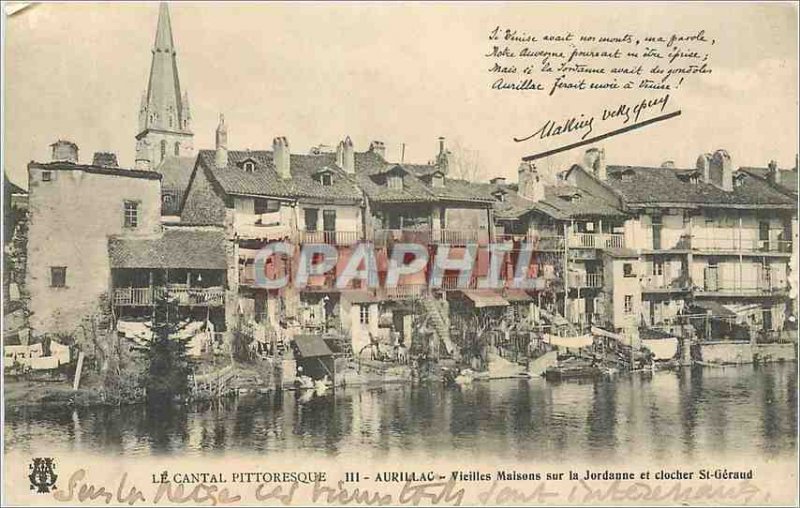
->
left=26, top=142, right=162, bottom=336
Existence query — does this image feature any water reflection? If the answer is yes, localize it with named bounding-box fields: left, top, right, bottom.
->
left=4, top=364, right=796, bottom=462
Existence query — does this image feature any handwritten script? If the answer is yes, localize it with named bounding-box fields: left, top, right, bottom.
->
left=50, top=468, right=769, bottom=506
left=486, top=27, right=715, bottom=96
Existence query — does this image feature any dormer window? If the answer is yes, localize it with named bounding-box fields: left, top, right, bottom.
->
left=492, top=190, right=507, bottom=202
left=314, top=167, right=335, bottom=186
left=733, top=173, right=746, bottom=188
left=387, top=174, right=403, bottom=190
left=243, top=161, right=256, bottom=173
left=621, top=173, right=633, bottom=182
left=432, top=174, right=444, bottom=188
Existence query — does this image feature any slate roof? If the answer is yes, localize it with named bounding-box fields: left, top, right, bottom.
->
left=739, top=166, right=798, bottom=197
left=482, top=181, right=625, bottom=221
left=195, top=149, right=363, bottom=203
left=354, top=151, right=494, bottom=205
left=29, top=161, right=161, bottom=180
left=604, top=165, right=795, bottom=208
left=156, top=156, right=196, bottom=192
left=108, top=227, right=226, bottom=270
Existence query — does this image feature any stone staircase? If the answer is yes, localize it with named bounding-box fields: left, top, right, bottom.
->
left=421, top=297, right=454, bottom=355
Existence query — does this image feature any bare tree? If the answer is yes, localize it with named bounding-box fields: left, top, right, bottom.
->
left=446, top=139, right=483, bottom=182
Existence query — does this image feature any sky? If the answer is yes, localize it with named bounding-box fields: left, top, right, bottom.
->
left=3, top=2, right=798, bottom=189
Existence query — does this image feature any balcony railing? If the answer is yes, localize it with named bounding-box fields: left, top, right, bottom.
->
left=691, top=237, right=793, bottom=254
left=567, top=272, right=603, bottom=288
left=371, top=228, right=433, bottom=245
left=114, top=286, right=225, bottom=306
left=701, top=272, right=787, bottom=294
left=568, top=233, right=626, bottom=250
left=433, top=229, right=490, bottom=245
left=296, top=230, right=361, bottom=245
left=495, top=234, right=566, bottom=251
left=374, top=284, right=429, bottom=300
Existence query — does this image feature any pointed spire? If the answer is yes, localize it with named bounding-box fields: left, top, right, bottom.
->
left=153, top=2, right=175, bottom=52
left=140, top=2, right=190, bottom=135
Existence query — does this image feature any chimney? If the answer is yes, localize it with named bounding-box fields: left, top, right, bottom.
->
left=273, top=137, right=291, bottom=179
left=342, top=136, right=355, bottom=174
left=518, top=161, right=544, bottom=202
left=92, top=152, right=118, bottom=168
left=50, top=140, right=78, bottom=163
left=215, top=114, right=228, bottom=168
left=335, top=140, right=345, bottom=168
left=135, top=138, right=151, bottom=171
left=435, top=136, right=450, bottom=174
left=696, top=153, right=712, bottom=183
left=709, top=149, right=733, bottom=191
left=768, top=160, right=780, bottom=185
left=583, top=147, right=606, bottom=180
left=368, top=140, right=386, bottom=160
left=661, top=160, right=675, bottom=169
left=490, top=176, right=507, bottom=186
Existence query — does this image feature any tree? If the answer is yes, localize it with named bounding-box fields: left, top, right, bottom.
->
left=447, top=139, right=483, bottom=182
left=143, top=288, right=191, bottom=403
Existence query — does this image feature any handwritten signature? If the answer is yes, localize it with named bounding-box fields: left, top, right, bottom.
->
left=51, top=467, right=765, bottom=506
left=514, top=93, right=670, bottom=143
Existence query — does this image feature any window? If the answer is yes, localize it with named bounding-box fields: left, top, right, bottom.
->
left=623, top=263, right=635, bottom=278
left=387, top=174, right=403, bottom=190
left=160, top=140, right=167, bottom=161
left=653, top=260, right=664, bottom=276
left=359, top=305, right=369, bottom=325
left=243, top=161, right=256, bottom=173
left=124, top=200, right=139, bottom=228
left=174, top=142, right=180, bottom=156
left=319, top=173, right=332, bottom=186
left=304, top=208, right=319, bottom=231
left=41, top=171, right=52, bottom=182
left=621, top=173, right=633, bottom=182
left=254, top=199, right=280, bottom=215
left=624, top=295, right=633, bottom=314
left=50, top=266, right=66, bottom=288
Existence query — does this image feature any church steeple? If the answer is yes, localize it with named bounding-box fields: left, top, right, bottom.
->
left=136, top=2, right=193, bottom=168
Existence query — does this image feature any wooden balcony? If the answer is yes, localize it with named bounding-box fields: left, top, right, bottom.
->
left=568, top=233, right=626, bottom=250
left=495, top=234, right=566, bottom=251
left=295, top=230, right=361, bottom=245
left=567, top=272, right=603, bottom=289
left=371, top=228, right=433, bottom=245
left=113, top=286, right=225, bottom=307
left=699, top=271, right=788, bottom=296
left=371, top=228, right=490, bottom=246
left=691, top=237, right=793, bottom=255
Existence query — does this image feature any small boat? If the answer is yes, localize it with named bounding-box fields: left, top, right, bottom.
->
left=454, top=369, right=475, bottom=385
left=296, top=375, right=315, bottom=390
left=544, top=357, right=601, bottom=381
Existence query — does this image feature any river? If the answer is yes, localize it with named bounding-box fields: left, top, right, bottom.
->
left=4, top=364, right=796, bottom=463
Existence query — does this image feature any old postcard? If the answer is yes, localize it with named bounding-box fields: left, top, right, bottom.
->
left=2, top=1, right=798, bottom=506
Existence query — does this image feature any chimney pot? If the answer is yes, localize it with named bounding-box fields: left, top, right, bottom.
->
left=215, top=114, right=228, bottom=168
left=517, top=161, right=544, bottom=202
left=709, top=149, right=733, bottom=191
left=768, top=159, right=781, bottom=185
left=273, top=136, right=291, bottom=179
left=490, top=176, right=507, bottom=186
left=51, top=140, right=79, bottom=163
left=583, top=147, right=606, bottom=180
left=92, top=152, right=118, bottom=168
left=368, top=140, right=386, bottom=160
left=341, top=136, right=355, bottom=174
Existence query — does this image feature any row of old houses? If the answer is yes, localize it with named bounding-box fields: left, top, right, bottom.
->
left=16, top=3, right=798, bottom=372
left=23, top=129, right=798, bottom=363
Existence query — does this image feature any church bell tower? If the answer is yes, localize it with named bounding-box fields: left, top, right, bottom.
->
left=136, top=3, right=194, bottom=169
